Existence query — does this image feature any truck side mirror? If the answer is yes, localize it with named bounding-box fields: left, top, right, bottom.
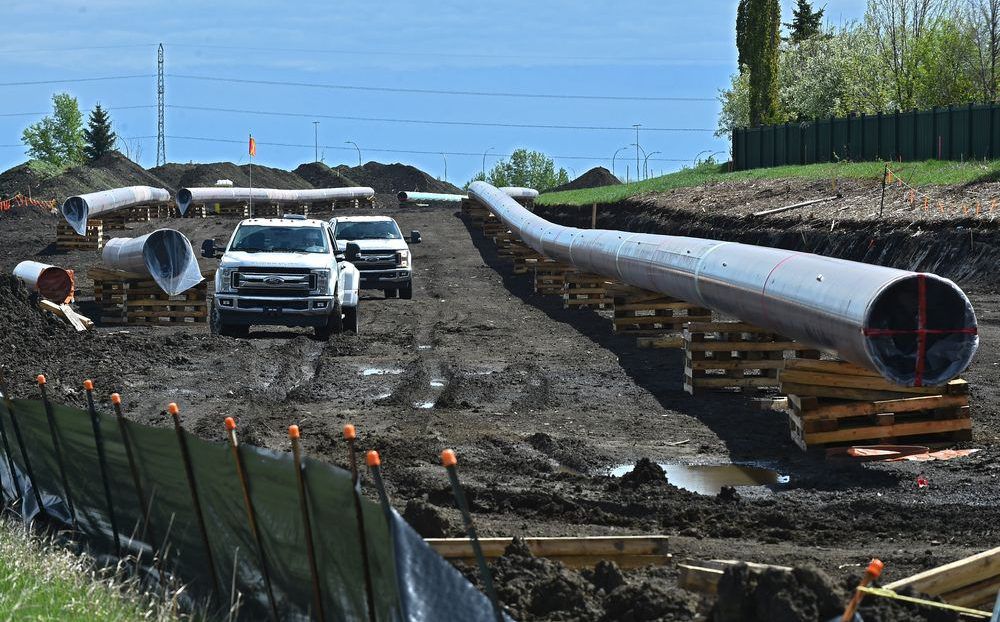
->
left=346, top=242, right=361, bottom=261
left=201, top=239, right=217, bottom=258
left=410, top=230, right=422, bottom=244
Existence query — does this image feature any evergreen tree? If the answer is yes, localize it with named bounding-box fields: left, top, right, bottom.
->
left=736, top=0, right=751, bottom=70
left=83, top=103, right=117, bottom=161
left=785, top=0, right=825, bottom=43
left=747, top=0, right=782, bottom=125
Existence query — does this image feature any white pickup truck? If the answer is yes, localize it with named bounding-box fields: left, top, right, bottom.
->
left=331, top=215, right=420, bottom=299
left=202, top=215, right=361, bottom=338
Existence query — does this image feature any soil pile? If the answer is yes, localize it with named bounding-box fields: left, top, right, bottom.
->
left=620, top=458, right=668, bottom=488
left=335, top=162, right=462, bottom=194
left=547, top=167, right=621, bottom=193
left=712, top=564, right=843, bottom=622
left=0, top=152, right=170, bottom=202
left=402, top=499, right=452, bottom=538
left=149, top=162, right=312, bottom=190
left=292, top=162, right=359, bottom=189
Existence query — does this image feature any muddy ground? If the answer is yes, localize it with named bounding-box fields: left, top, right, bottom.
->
left=0, top=186, right=998, bottom=621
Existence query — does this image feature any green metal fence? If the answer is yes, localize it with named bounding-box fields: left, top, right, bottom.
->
left=732, top=104, right=1000, bottom=171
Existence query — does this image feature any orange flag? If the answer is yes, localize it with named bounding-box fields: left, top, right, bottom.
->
left=249, top=135, right=257, bottom=158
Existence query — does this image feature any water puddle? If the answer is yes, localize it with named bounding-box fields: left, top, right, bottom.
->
left=414, top=401, right=436, bottom=409
left=610, top=463, right=789, bottom=496
left=416, top=345, right=432, bottom=350
left=430, top=379, right=446, bottom=388
left=360, top=368, right=404, bottom=376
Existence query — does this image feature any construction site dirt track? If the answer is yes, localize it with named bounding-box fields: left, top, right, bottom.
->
left=0, top=192, right=997, bottom=621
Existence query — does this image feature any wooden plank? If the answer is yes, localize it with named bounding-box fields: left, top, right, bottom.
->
left=615, top=301, right=700, bottom=312
left=687, top=341, right=810, bottom=352
left=795, top=415, right=971, bottom=445
left=885, top=546, right=1000, bottom=599
left=617, top=315, right=713, bottom=327
left=678, top=565, right=724, bottom=594
left=792, top=394, right=968, bottom=420
left=684, top=322, right=778, bottom=334
left=779, top=369, right=964, bottom=394
left=780, top=382, right=939, bottom=402
left=685, top=375, right=776, bottom=389
left=687, top=359, right=787, bottom=371
left=939, top=575, right=1000, bottom=608
left=782, top=358, right=882, bottom=377
left=426, top=535, right=669, bottom=559
left=637, top=336, right=685, bottom=349
left=443, top=554, right=670, bottom=570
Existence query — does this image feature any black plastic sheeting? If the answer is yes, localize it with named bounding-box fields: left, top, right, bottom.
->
left=0, top=396, right=507, bottom=621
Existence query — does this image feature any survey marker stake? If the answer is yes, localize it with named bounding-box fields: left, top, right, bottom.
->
left=0, top=371, right=26, bottom=504
left=365, top=450, right=408, bottom=620
left=288, top=425, right=326, bottom=622
left=38, top=375, right=78, bottom=529
left=840, top=558, right=884, bottom=622
left=112, top=392, right=165, bottom=589
left=168, top=403, right=221, bottom=600
left=441, top=449, right=505, bottom=622
left=84, top=380, right=122, bottom=557
left=224, top=417, right=280, bottom=622
left=344, top=424, right=377, bottom=622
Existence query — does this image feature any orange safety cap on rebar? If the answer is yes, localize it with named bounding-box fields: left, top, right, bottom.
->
left=441, top=448, right=457, bottom=467
left=343, top=423, right=356, bottom=441
left=866, top=558, right=884, bottom=578
left=83, top=379, right=94, bottom=391
left=36, top=374, right=46, bottom=385
left=224, top=417, right=236, bottom=431
left=111, top=393, right=121, bottom=405
left=366, top=450, right=381, bottom=467
left=167, top=402, right=179, bottom=415
left=288, top=425, right=300, bottom=439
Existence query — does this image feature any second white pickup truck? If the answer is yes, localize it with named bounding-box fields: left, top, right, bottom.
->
left=331, top=215, right=420, bottom=299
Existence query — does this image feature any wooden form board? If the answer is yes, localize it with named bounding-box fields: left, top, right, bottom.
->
left=678, top=559, right=793, bottom=595
left=884, top=546, right=1000, bottom=608
left=426, top=535, right=671, bottom=570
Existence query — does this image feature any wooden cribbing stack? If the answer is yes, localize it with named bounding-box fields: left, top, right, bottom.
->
left=89, top=267, right=211, bottom=325
left=56, top=221, right=104, bottom=251
left=778, top=359, right=971, bottom=450
left=427, top=535, right=670, bottom=570
left=612, top=287, right=713, bottom=348
left=481, top=214, right=507, bottom=237
left=532, top=260, right=574, bottom=296
left=562, top=273, right=612, bottom=309
left=177, top=204, right=207, bottom=218
left=683, top=321, right=820, bottom=395
left=510, top=242, right=545, bottom=275
left=97, top=206, right=154, bottom=230
left=461, top=198, right=490, bottom=225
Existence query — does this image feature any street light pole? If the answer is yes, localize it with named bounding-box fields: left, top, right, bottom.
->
left=643, top=151, right=661, bottom=179
left=313, top=121, right=319, bottom=162
left=612, top=146, right=629, bottom=180
left=345, top=140, right=361, bottom=166
left=482, top=146, right=495, bottom=177
left=631, top=143, right=648, bottom=180
left=441, top=153, right=447, bottom=183
left=633, top=124, right=641, bottom=182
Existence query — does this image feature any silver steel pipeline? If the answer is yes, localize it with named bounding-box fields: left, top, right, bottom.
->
left=175, top=186, right=375, bottom=214
left=468, top=181, right=978, bottom=387
left=397, top=191, right=466, bottom=203
left=102, top=229, right=203, bottom=295
left=498, top=187, right=539, bottom=200
left=12, top=261, right=74, bottom=303
left=62, top=186, right=170, bottom=235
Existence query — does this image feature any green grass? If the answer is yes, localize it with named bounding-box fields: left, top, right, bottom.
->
left=0, top=519, right=179, bottom=621
left=537, top=159, right=1000, bottom=206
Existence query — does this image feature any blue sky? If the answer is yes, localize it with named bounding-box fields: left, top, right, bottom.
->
left=0, top=0, right=868, bottom=185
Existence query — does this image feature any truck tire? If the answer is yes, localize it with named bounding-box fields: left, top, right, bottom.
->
left=315, top=305, right=344, bottom=340
left=210, top=302, right=249, bottom=338
left=384, top=288, right=398, bottom=298
left=399, top=282, right=413, bottom=300
left=344, top=306, right=359, bottom=333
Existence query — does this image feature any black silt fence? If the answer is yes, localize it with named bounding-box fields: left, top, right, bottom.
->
left=732, top=104, right=1000, bottom=171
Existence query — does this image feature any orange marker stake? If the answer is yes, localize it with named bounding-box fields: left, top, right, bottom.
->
left=366, top=450, right=393, bottom=516
left=938, top=201, right=945, bottom=214
left=83, top=380, right=121, bottom=557
left=976, top=201, right=981, bottom=215
left=0, top=370, right=26, bottom=504
left=441, top=449, right=504, bottom=622
left=923, top=197, right=929, bottom=211
left=37, top=375, right=78, bottom=528
left=288, top=426, right=326, bottom=622
left=992, top=199, right=997, bottom=212
left=224, top=418, right=280, bottom=622
left=342, top=424, right=377, bottom=622
left=841, top=558, right=884, bottom=621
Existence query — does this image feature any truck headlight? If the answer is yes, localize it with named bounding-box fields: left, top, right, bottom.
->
left=312, top=268, right=331, bottom=293
left=217, top=267, right=237, bottom=293
left=396, top=250, right=410, bottom=268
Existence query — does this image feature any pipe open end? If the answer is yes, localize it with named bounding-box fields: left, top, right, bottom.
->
left=141, top=229, right=203, bottom=295
left=61, top=197, right=88, bottom=235
left=36, top=267, right=74, bottom=303
left=176, top=188, right=192, bottom=214
left=864, top=274, right=978, bottom=387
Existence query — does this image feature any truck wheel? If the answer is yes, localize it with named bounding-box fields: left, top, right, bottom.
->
left=384, top=288, right=398, bottom=298
left=399, top=282, right=413, bottom=299
left=344, top=306, right=359, bottom=333
left=210, top=303, right=249, bottom=337
left=315, top=306, right=344, bottom=340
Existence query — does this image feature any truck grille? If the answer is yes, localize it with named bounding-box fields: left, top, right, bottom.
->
left=354, top=251, right=396, bottom=271
left=234, top=268, right=316, bottom=294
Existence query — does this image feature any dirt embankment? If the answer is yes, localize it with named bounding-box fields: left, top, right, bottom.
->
left=148, top=161, right=313, bottom=190
left=291, top=162, right=359, bottom=189
left=0, top=152, right=170, bottom=201
left=335, top=161, right=462, bottom=194
left=546, top=167, right=621, bottom=193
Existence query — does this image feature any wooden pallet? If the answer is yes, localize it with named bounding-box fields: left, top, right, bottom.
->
left=461, top=199, right=490, bottom=225
left=99, top=206, right=153, bottom=229
left=151, top=203, right=174, bottom=219
left=563, top=273, right=612, bottom=308
left=177, top=205, right=207, bottom=218
left=427, top=535, right=670, bottom=569
left=90, top=266, right=210, bottom=325
left=884, top=545, right=1000, bottom=610
left=482, top=215, right=507, bottom=237
left=683, top=321, right=821, bottom=395
left=202, top=203, right=249, bottom=217
left=511, top=243, right=544, bottom=274
left=614, top=288, right=713, bottom=346
left=532, top=260, right=574, bottom=295
left=56, top=221, right=104, bottom=251
left=779, top=359, right=971, bottom=450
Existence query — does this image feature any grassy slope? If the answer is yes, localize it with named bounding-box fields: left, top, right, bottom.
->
left=538, top=160, right=1000, bottom=206
left=0, top=520, right=175, bottom=621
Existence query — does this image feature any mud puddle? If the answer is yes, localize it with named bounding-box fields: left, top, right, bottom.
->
left=611, top=463, right=790, bottom=495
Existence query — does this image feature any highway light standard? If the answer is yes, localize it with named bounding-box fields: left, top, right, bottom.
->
left=612, top=146, right=629, bottom=180
left=643, top=151, right=661, bottom=180
left=345, top=140, right=361, bottom=166
left=482, top=146, right=495, bottom=177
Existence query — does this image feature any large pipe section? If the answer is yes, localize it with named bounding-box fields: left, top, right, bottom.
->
left=498, top=187, right=539, bottom=200
left=102, top=229, right=203, bottom=295
left=62, top=186, right=170, bottom=235
left=468, top=181, right=977, bottom=387
left=12, top=261, right=74, bottom=303
left=175, top=186, right=375, bottom=215
left=397, top=188, right=540, bottom=204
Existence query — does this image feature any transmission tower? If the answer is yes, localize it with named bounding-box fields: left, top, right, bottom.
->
left=156, top=43, right=165, bottom=166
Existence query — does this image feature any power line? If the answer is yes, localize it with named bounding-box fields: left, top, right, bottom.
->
left=0, top=44, right=155, bottom=55
left=0, top=75, right=154, bottom=87
left=0, top=105, right=155, bottom=118
left=163, top=134, right=700, bottom=162
left=167, top=74, right=714, bottom=102
left=167, top=104, right=714, bottom=132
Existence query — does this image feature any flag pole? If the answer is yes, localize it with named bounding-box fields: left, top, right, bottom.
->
left=249, top=133, right=254, bottom=219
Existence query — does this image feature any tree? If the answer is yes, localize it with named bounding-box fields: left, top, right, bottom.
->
left=736, top=0, right=751, bottom=69
left=866, top=0, right=945, bottom=109
left=966, top=0, right=1000, bottom=102
left=83, top=103, right=116, bottom=161
left=785, top=0, right=825, bottom=43
left=21, top=93, right=85, bottom=167
left=747, top=0, right=782, bottom=125
left=467, top=149, right=569, bottom=191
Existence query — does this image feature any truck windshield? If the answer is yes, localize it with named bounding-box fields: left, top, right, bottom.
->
left=335, top=221, right=402, bottom=241
left=229, top=225, right=329, bottom=253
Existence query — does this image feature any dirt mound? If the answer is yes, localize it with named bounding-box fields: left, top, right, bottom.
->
left=148, top=162, right=312, bottom=190
left=713, top=564, right=843, bottom=622
left=0, top=152, right=170, bottom=203
left=621, top=458, right=668, bottom=488
left=402, top=499, right=452, bottom=538
left=292, top=162, right=359, bottom=189
left=546, top=167, right=620, bottom=193
left=335, top=162, right=462, bottom=194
